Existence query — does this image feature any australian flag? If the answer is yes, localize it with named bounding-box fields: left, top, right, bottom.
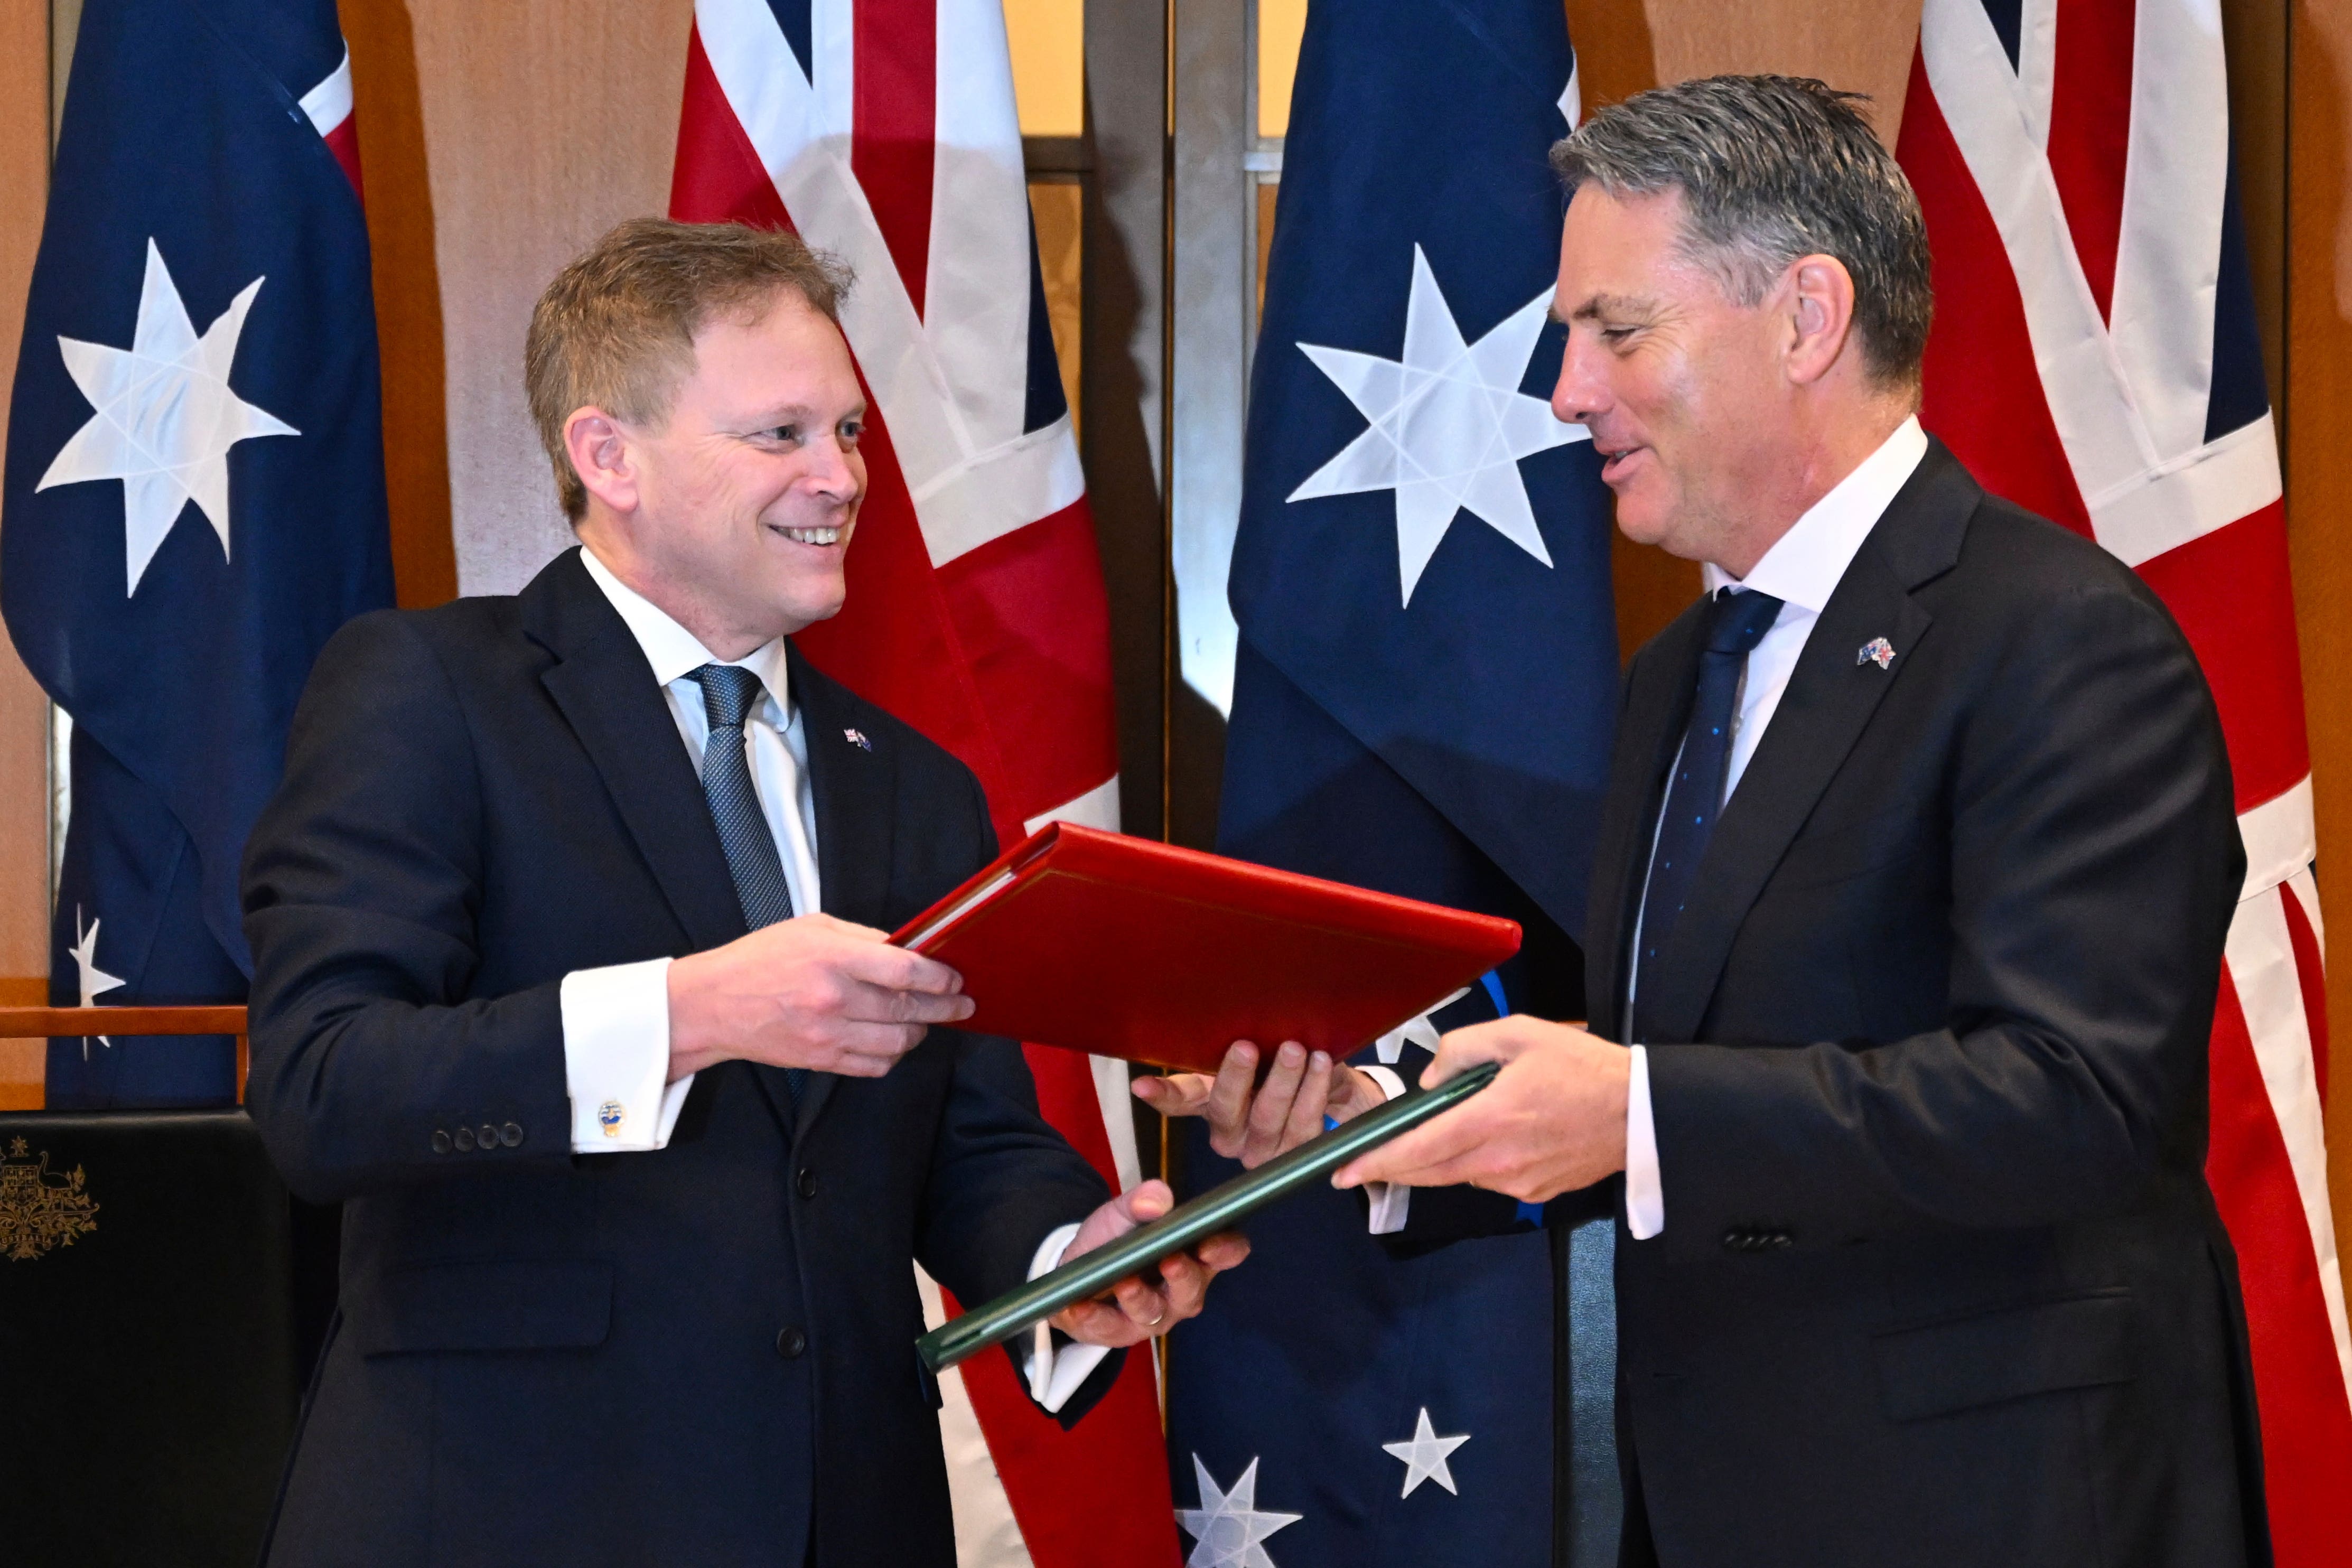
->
left=2, top=0, right=394, bottom=1106
left=1163, top=2, right=1622, bottom=1565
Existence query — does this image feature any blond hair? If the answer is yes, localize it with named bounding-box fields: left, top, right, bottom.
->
left=524, top=218, right=855, bottom=520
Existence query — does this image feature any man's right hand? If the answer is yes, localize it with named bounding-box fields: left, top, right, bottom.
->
left=665, top=913, right=975, bottom=1080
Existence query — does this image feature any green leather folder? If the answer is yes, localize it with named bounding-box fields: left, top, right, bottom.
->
left=916, top=1061, right=1500, bottom=1373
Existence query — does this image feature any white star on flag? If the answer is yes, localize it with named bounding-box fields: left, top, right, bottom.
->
left=1374, top=985, right=1471, bottom=1065
left=68, top=904, right=126, bottom=1058
left=1288, top=245, right=1589, bottom=606
left=1175, top=1454, right=1302, bottom=1568
left=1382, top=1406, right=1472, bottom=1498
left=36, top=238, right=298, bottom=594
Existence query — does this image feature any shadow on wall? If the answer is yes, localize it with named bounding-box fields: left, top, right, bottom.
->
left=1081, top=75, right=1175, bottom=846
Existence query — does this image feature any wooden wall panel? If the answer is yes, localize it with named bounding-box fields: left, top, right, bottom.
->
left=0, top=4, right=55, bottom=1107
left=346, top=0, right=456, bottom=609
left=343, top=0, right=697, bottom=601
left=2290, top=0, right=2352, bottom=1304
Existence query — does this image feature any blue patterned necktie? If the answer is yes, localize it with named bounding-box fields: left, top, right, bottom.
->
left=690, top=662, right=805, bottom=1105
left=1631, top=589, right=1784, bottom=1040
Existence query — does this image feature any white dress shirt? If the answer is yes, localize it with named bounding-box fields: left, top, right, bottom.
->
left=1619, top=416, right=1930, bottom=1237
left=561, top=547, right=1103, bottom=1409
left=557, top=547, right=821, bottom=1153
left=1362, top=418, right=1930, bottom=1242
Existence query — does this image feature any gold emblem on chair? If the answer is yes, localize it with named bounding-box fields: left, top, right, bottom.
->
left=0, top=1136, right=100, bottom=1262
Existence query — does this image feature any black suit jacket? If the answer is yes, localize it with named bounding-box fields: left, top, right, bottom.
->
left=1410, top=441, right=2268, bottom=1568
left=240, top=548, right=1117, bottom=1568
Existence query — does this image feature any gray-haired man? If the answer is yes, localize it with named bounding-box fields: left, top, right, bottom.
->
left=1173, top=75, right=2268, bottom=1567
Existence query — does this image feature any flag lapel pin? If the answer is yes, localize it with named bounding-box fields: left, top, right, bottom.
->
left=844, top=727, right=871, bottom=751
left=1857, top=637, right=1896, bottom=670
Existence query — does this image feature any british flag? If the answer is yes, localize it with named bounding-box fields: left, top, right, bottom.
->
left=667, top=3, right=1173, bottom=1566
left=1898, top=2, right=2352, bottom=1559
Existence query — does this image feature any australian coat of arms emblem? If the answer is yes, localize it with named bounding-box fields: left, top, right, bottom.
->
left=1, top=1136, right=99, bottom=1262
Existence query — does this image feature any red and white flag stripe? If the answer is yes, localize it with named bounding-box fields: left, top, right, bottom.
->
left=1900, top=2, right=2352, bottom=1560
left=670, top=3, right=1174, bottom=1565
left=296, top=45, right=361, bottom=196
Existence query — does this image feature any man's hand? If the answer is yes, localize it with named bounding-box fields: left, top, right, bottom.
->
left=665, top=913, right=975, bottom=1080
left=1332, top=1016, right=1630, bottom=1202
left=1047, top=1180, right=1248, bottom=1346
left=1132, top=1040, right=1391, bottom=1169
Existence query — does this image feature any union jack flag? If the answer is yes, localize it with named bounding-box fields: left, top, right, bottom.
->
left=1899, top=3, right=2351, bottom=1560
left=668, top=3, right=1171, bottom=1566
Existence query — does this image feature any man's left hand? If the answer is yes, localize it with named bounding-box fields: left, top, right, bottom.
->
left=1332, top=1016, right=1631, bottom=1202
left=1048, top=1180, right=1249, bottom=1347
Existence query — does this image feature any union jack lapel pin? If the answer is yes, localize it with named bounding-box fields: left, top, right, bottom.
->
left=1858, top=637, right=1897, bottom=670
left=844, top=727, right=871, bottom=751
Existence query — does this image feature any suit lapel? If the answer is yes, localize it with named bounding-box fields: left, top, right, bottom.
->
left=777, top=642, right=898, bottom=1138
left=1637, top=448, right=1975, bottom=1044
left=525, top=551, right=748, bottom=955
left=788, top=643, right=898, bottom=928
left=1585, top=604, right=1709, bottom=1043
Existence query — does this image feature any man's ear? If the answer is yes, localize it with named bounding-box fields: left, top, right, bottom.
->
left=564, top=406, right=639, bottom=514
left=1783, top=255, right=1859, bottom=389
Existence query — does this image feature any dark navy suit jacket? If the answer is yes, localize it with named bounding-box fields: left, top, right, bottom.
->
left=1401, top=443, right=2269, bottom=1568
left=240, top=548, right=1117, bottom=1567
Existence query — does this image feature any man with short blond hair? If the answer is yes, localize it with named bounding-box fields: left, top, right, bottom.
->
left=522, top=218, right=853, bottom=521
left=240, top=218, right=1238, bottom=1567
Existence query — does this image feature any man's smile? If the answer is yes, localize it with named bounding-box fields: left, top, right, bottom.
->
left=771, top=522, right=847, bottom=547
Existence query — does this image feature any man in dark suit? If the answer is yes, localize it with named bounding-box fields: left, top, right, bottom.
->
left=239, top=218, right=1238, bottom=1568
left=1173, top=77, right=2265, bottom=1566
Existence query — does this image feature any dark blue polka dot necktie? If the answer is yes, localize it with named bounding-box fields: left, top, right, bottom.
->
left=1631, top=589, right=1784, bottom=1040
left=691, top=663, right=805, bottom=1105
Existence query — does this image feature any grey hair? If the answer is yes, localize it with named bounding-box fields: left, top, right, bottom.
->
left=1551, top=75, right=1933, bottom=389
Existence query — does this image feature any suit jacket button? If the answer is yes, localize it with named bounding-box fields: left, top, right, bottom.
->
left=500, top=1122, right=524, bottom=1147
left=776, top=1326, right=808, bottom=1359
left=452, top=1126, right=475, bottom=1152
left=431, top=1130, right=452, bottom=1154
left=478, top=1124, right=499, bottom=1151
left=1770, top=1231, right=1794, bottom=1248
left=797, top=1167, right=818, bottom=1199
left=1720, top=1228, right=1747, bottom=1252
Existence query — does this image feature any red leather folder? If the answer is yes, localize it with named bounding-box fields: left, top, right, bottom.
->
left=889, top=824, right=1521, bottom=1071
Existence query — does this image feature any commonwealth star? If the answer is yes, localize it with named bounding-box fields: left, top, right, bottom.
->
left=1176, top=1454, right=1302, bottom=1568
left=36, top=238, right=298, bottom=594
left=1289, top=245, right=1589, bottom=605
left=67, top=904, right=126, bottom=1058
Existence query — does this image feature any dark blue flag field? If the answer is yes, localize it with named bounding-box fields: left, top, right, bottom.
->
left=1167, top=1, right=1625, bottom=1565
left=3, top=0, right=394, bottom=1106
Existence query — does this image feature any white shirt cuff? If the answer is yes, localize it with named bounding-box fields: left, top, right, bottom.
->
left=561, top=958, right=694, bottom=1153
left=1021, top=1221, right=1112, bottom=1413
left=1357, top=1065, right=1412, bottom=1234
left=1625, top=1044, right=1663, bottom=1239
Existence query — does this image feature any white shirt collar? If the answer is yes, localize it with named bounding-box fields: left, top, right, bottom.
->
left=1701, top=416, right=1930, bottom=612
left=577, top=545, right=792, bottom=714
